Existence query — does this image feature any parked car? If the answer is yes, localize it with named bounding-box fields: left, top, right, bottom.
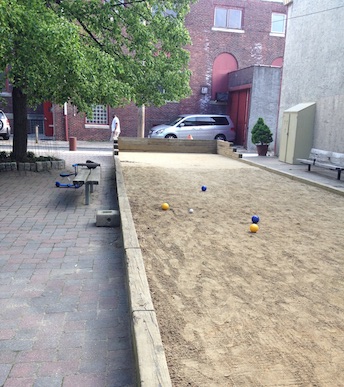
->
left=148, top=114, right=235, bottom=142
left=0, top=110, right=11, bottom=140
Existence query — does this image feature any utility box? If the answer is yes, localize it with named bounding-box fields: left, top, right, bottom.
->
left=279, top=102, right=316, bottom=164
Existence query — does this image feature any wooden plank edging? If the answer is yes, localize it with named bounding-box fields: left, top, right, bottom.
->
left=114, top=156, right=172, bottom=387
left=118, top=137, right=242, bottom=159
left=118, top=137, right=217, bottom=153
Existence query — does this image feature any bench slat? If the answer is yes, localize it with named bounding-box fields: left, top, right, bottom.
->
left=72, top=166, right=101, bottom=204
left=297, top=158, right=315, bottom=165
left=73, top=169, right=91, bottom=184
left=315, top=161, right=343, bottom=171
left=87, top=168, right=101, bottom=184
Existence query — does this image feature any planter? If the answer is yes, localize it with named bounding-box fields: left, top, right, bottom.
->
left=251, top=118, right=273, bottom=156
left=256, top=144, right=269, bottom=156
left=0, top=159, right=65, bottom=172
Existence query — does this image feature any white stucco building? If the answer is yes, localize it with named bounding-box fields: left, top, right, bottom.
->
left=277, top=0, right=344, bottom=154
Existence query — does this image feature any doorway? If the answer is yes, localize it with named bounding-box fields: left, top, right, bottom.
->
left=229, top=88, right=250, bottom=147
left=43, top=101, right=54, bottom=137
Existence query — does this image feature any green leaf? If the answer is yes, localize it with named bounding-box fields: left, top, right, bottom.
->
left=1, top=0, right=194, bottom=110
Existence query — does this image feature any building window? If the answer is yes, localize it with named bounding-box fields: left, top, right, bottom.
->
left=86, top=105, right=108, bottom=125
left=214, top=7, right=242, bottom=30
left=271, top=13, right=286, bottom=34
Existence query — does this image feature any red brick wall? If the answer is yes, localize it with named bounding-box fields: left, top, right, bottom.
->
left=54, top=104, right=113, bottom=141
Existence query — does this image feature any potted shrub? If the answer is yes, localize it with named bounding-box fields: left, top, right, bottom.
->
left=251, top=117, right=273, bottom=156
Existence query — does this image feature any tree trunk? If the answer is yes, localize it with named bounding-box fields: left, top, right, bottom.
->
left=12, top=87, right=28, bottom=162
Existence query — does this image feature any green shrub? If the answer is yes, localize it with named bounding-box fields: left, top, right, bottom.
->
left=0, top=151, right=10, bottom=162
left=251, top=117, right=273, bottom=145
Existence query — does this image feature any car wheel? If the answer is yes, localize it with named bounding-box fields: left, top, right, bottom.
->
left=215, top=134, right=226, bottom=141
left=165, top=134, right=177, bottom=139
left=0, top=121, right=3, bottom=130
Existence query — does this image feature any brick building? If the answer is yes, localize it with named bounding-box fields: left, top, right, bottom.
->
left=1, top=0, right=287, bottom=145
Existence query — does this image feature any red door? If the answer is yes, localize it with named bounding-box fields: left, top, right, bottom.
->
left=43, top=101, right=54, bottom=136
left=229, top=88, right=250, bottom=147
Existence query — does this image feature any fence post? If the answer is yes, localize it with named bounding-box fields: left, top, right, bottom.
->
left=35, top=125, right=39, bottom=143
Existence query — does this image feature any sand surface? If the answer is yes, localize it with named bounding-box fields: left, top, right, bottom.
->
left=120, top=152, right=344, bottom=387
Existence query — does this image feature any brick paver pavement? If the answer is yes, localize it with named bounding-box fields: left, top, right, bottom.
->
left=0, top=144, right=136, bottom=387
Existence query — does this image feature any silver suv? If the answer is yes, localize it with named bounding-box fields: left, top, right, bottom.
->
left=0, top=110, right=11, bottom=140
left=148, top=114, right=235, bottom=142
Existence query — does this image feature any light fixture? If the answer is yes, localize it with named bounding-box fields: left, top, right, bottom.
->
left=201, top=86, right=208, bottom=95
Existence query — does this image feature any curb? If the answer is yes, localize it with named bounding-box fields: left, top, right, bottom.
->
left=114, top=156, right=172, bottom=387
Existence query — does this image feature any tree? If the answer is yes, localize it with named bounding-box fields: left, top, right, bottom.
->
left=251, top=117, right=273, bottom=145
left=0, top=0, right=193, bottom=161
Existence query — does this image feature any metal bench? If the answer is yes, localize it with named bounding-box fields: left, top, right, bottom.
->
left=56, top=161, right=101, bottom=204
left=73, top=164, right=101, bottom=204
left=297, top=149, right=344, bottom=180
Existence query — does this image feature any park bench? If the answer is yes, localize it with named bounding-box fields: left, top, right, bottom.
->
left=297, top=149, right=344, bottom=180
left=72, top=163, right=101, bottom=204
left=56, top=161, right=101, bottom=205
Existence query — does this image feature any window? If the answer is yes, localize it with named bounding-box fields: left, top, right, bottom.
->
left=212, top=116, right=229, bottom=125
left=214, top=8, right=242, bottom=30
left=196, top=117, right=215, bottom=126
left=182, top=117, right=198, bottom=126
left=86, top=105, right=108, bottom=125
left=196, top=116, right=229, bottom=126
left=271, top=13, right=286, bottom=34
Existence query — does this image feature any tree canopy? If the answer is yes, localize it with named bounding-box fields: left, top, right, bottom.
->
left=0, top=0, right=194, bottom=160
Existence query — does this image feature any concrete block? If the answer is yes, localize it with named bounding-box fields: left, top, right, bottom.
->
left=51, top=160, right=59, bottom=169
left=36, top=162, right=43, bottom=172
left=96, top=210, right=120, bottom=227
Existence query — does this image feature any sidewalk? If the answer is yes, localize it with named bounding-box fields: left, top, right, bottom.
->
left=0, top=144, right=136, bottom=386
left=240, top=152, right=344, bottom=195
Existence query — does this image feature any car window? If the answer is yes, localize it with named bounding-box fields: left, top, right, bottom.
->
left=168, top=115, right=230, bottom=127
left=181, top=117, right=197, bottom=126
left=0, top=112, right=4, bottom=119
left=212, top=116, right=229, bottom=125
left=196, top=117, right=216, bottom=126
left=167, top=116, right=184, bottom=126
